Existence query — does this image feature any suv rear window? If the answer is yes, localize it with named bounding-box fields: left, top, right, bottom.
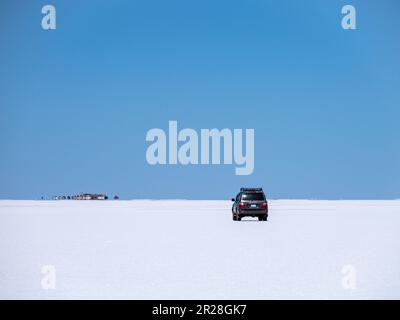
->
left=241, top=193, right=265, bottom=201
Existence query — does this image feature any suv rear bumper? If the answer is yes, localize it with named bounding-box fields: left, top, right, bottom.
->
left=238, top=209, right=268, bottom=217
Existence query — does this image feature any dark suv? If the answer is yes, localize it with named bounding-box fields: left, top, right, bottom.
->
left=231, top=188, right=268, bottom=221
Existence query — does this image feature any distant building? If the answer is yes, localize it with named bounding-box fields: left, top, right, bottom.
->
left=77, top=193, right=108, bottom=200
left=52, top=193, right=108, bottom=200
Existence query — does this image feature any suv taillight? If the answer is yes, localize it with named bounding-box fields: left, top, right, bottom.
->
left=262, top=202, right=268, bottom=209
left=238, top=202, right=245, bottom=209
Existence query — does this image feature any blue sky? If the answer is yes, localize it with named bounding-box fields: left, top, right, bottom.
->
left=0, top=0, right=399, bottom=199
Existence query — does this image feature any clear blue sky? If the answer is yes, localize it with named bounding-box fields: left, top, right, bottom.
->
left=0, top=0, right=399, bottom=199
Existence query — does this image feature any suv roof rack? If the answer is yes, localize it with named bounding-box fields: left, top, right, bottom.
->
left=240, top=188, right=263, bottom=192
